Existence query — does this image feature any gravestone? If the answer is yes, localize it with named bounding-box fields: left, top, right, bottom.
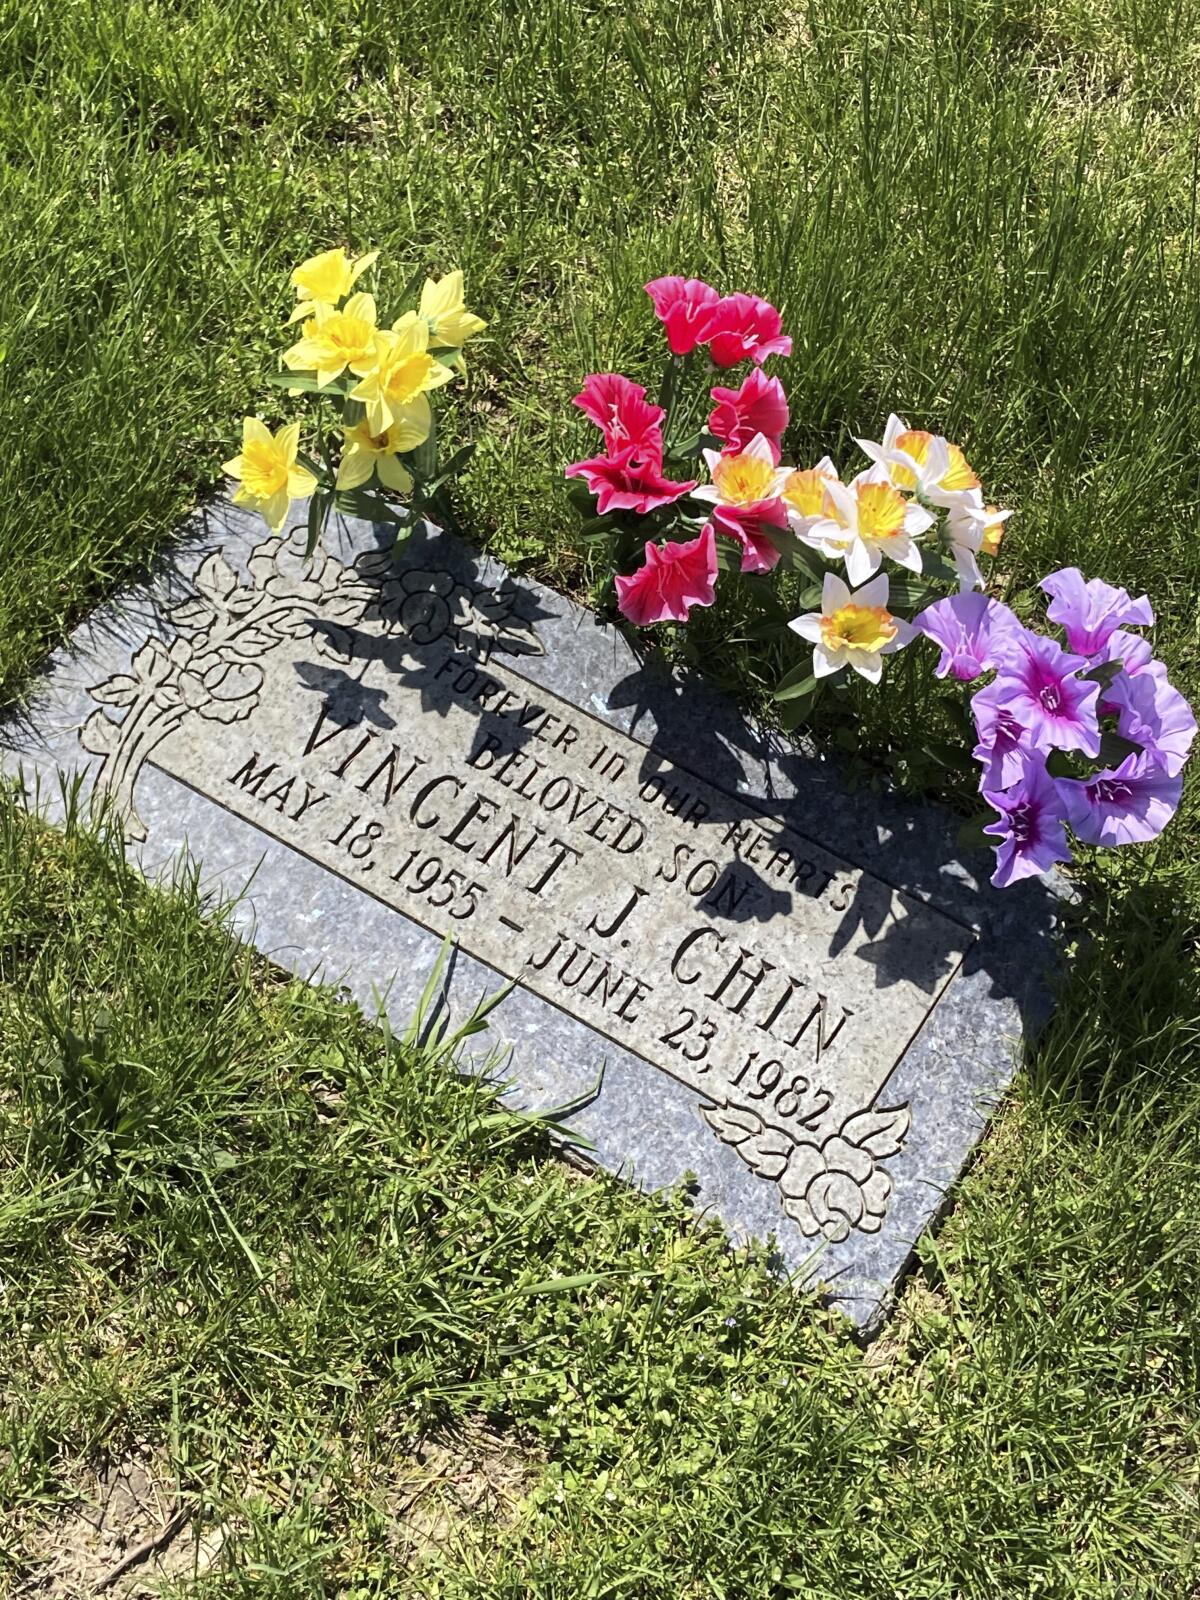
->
left=0, top=503, right=1062, bottom=1332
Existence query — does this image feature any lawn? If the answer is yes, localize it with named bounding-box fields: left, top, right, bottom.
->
left=1, top=0, right=1199, bottom=1593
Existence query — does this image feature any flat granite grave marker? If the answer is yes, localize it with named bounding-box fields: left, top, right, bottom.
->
left=1, top=502, right=1062, bottom=1331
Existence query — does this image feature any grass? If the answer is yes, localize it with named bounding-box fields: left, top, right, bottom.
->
left=1, top=796, right=1197, bottom=1596
left=1, top=0, right=1199, bottom=1592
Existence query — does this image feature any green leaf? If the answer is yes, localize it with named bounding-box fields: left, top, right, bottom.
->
left=410, top=410, right=438, bottom=482
left=920, top=740, right=971, bottom=769
left=777, top=691, right=819, bottom=732
left=956, top=813, right=996, bottom=850
left=513, top=1272, right=612, bottom=1298
left=305, top=491, right=330, bottom=558
left=921, top=553, right=960, bottom=586
left=1098, top=728, right=1142, bottom=767
left=420, top=441, right=475, bottom=494
left=665, top=431, right=718, bottom=459
left=262, top=371, right=350, bottom=397
left=1084, top=658, right=1124, bottom=692
left=774, top=667, right=818, bottom=702
left=1044, top=749, right=1079, bottom=778
left=787, top=543, right=826, bottom=582
left=886, top=576, right=939, bottom=610
left=566, top=479, right=596, bottom=514
left=334, top=489, right=405, bottom=525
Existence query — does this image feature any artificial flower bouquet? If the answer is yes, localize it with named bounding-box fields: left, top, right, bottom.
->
left=225, top=247, right=485, bottom=553
left=564, top=277, right=1196, bottom=888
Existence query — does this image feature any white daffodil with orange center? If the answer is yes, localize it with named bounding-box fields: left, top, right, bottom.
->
left=336, top=420, right=416, bottom=494
left=856, top=413, right=981, bottom=508
left=946, top=496, right=1014, bottom=590
left=693, top=433, right=790, bottom=508
left=287, top=247, right=379, bottom=322
left=349, top=313, right=455, bottom=439
left=283, top=293, right=379, bottom=386
left=788, top=571, right=916, bottom=684
left=807, top=468, right=934, bottom=585
left=222, top=418, right=317, bottom=534
left=689, top=433, right=792, bottom=571
left=781, top=456, right=840, bottom=535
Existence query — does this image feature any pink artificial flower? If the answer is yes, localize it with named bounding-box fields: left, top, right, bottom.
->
left=971, top=679, right=1038, bottom=790
left=572, top=373, right=665, bottom=465
left=644, top=277, right=721, bottom=356
left=565, top=447, right=696, bottom=517
left=914, top=592, right=1022, bottom=682
left=698, top=293, right=793, bottom=368
left=615, top=525, right=719, bottom=626
left=1096, top=627, right=1167, bottom=683
left=990, top=630, right=1101, bottom=757
left=713, top=507, right=789, bottom=573
left=707, top=368, right=789, bottom=461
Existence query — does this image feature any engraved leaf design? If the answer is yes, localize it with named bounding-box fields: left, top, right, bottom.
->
left=170, top=597, right=216, bottom=631
left=700, top=1100, right=794, bottom=1181
left=194, top=551, right=240, bottom=603
left=89, top=674, right=140, bottom=708
left=79, top=709, right=121, bottom=757
left=840, top=1105, right=911, bottom=1159
left=130, top=638, right=172, bottom=687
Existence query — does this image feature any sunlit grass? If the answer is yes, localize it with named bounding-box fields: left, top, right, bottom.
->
left=1, top=0, right=1199, bottom=1591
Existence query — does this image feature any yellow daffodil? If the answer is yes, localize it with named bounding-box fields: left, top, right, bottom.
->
left=336, top=420, right=416, bottom=493
left=978, top=504, right=1012, bottom=557
left=288, top=247, right=379, bottom=322
left=419, top=269, right=487, bottom=348
left=349, top=313, right=454, bottom=438
left=222, top=418, right=317, bottom=533
left=283, top=293, right=379, bottom=385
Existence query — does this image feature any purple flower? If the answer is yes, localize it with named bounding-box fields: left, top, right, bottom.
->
left=1104, top=669, right=1197, bottom=777
left=991, top=631, right=1101, bottom=757
left=1040, top=567, right=1154, bottom=656
left=913, top=592, right=1022, bottom=682
left=983, top=757, right=1072, bottom=888
left=1097, top=627, right=1166, bottom=683
left=971, top=678, right=1037, bottom=789
left=1058, top=751, right=1182, bottom=846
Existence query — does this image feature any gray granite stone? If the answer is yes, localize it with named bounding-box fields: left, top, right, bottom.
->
left=0, top=501, right=1065, bottom=1333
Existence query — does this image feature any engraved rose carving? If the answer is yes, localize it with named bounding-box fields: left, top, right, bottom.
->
left=354, top=552, right=544, bottom=660
left=392, top=566, right=456, bottom=645
left=701, top=1100, right=910, bottom=1243
left=178, top=654, right=265, bottom=720
left=777, top=1131, right=894, bottom=1241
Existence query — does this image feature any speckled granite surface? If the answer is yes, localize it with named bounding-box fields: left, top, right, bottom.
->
left=0, top=501, right=1065, bottom=1333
